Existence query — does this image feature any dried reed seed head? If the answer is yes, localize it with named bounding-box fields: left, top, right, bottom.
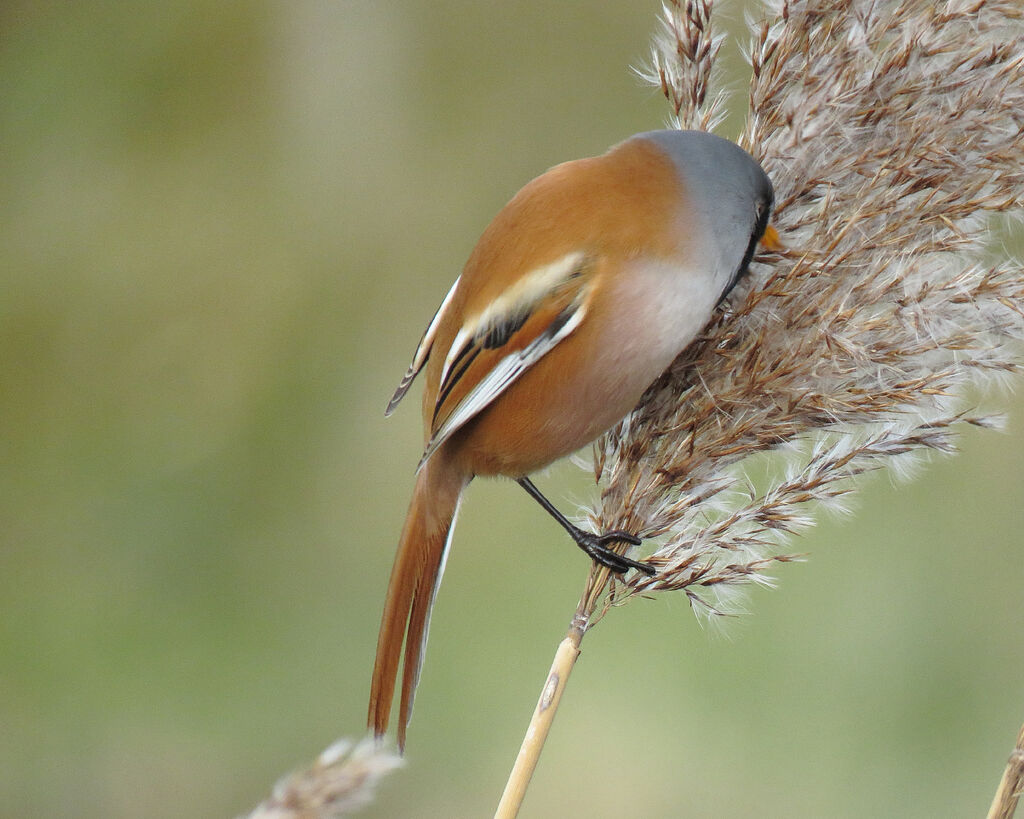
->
left=587, top=0, right=1024, bottom=617
left=247, top=737, right=403, bottom=819
left=636, top=0, right=728, bottom=131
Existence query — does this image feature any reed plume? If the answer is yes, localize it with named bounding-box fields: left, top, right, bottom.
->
left=589, top=0, right=1024, bottom=616
left=246, top=737, right=401, bottom=818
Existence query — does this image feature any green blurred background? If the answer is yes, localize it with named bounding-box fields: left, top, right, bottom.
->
left=2, top=2, right=1022, bottom=817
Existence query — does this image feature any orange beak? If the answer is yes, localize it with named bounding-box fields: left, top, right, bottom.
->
left=759, top=223, right=784, bottom=252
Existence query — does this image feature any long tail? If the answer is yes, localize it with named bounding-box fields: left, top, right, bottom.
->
left=368, top=458, right=465, bottom=750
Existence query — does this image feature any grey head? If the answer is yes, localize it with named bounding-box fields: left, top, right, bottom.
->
left=636, top=129, right=774, bottom=299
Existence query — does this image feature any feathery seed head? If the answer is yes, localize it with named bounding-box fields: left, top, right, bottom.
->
left=586, top=0, right=1024, bottom=620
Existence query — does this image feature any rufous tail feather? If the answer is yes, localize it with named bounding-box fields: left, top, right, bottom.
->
left=368, top=459, right=464, bottom=751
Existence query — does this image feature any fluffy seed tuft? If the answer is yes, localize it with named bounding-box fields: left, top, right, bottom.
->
left=589, top=0, right=1024, bottom=617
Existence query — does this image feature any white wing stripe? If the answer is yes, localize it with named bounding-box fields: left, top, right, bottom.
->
left=386, top=275, right=461, bottom=417
left=417, top=275, right=461, bottom=373
left=417, top=302, right=587, bottom=471
left=438, top=251, right=585, bottom=393
left=439, top=326, right=472, bottom=395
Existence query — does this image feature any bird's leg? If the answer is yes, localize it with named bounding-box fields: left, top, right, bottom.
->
left=516, top=477, right=654, bottom=575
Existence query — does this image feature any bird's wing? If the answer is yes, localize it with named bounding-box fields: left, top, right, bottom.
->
left=385, top=275, right=462, bottom=417
left=418, top=250, right=594, bottom=469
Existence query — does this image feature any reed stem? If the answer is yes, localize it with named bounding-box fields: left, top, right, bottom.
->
left=986, top=721, right=1024, bottom=819
left=495, top=565, right=613, bottom=818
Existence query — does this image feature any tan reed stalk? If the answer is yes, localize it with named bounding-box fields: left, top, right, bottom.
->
left=500, top=0, right=1024, bottom=813
left=494, top=614, right=586, bottom=818
left=495, top=567, right=613, bottom=818
left=987, top=721, right=1024, bottom=819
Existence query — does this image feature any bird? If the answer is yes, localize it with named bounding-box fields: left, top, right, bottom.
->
left=369, top=129, right=779, bottom=749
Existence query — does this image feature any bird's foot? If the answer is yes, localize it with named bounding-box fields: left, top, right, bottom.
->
left=571, top=528, right=654, bottom=575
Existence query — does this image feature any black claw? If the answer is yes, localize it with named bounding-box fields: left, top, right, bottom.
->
left=573, top=530, right=655, bottom=576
